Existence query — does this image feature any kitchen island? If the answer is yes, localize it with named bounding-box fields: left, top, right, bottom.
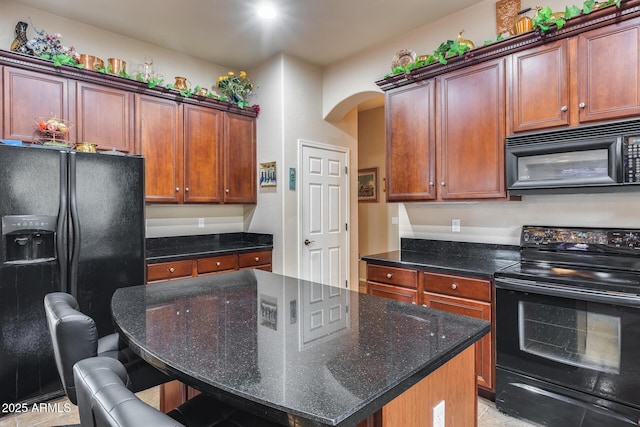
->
left=112, top=270, right=489, bottom=426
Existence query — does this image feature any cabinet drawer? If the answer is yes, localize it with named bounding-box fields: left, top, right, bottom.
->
left=197, top=254, right=238, bottom=274
left=422, top=272, right=491, bottom=302
left=367, top=264, right=418, bottom=288
left=239, top=250, right=272, bottom=268
left=147, top=260, right=193, bottom=282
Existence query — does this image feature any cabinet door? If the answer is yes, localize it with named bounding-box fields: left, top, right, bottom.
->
left=76, top=82, right=132, bottom=152
left=223, top=114, right=256, bottom=203
left=386, top=81, right=436, bottom=201
left=3, top=67, right=71, bottom=141
left=367, top=282, right=418, bottom=304
left=437, top=59, right=506, bottom=200
left=578, top=19, right=640, bottom=123
left=136, top=95, right=183, bottom=203
left=422, top=292, right=493, bottom=391
left=183, top=105, right=223, bottom=203
left=511, top=39, right=570, bottom=132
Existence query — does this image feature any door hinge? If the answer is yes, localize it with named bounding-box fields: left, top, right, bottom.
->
left=345, top=166, right=348, bottom=175
left=345, top=280, right=348, bottom=288
left=345, top=223, right=348, bottom=231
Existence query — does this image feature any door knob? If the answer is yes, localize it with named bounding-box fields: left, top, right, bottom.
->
left=304, top=239, right=315, bottom=246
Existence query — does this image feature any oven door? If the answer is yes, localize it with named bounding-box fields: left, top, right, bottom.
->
left=495, top=277, right=640, bottom=410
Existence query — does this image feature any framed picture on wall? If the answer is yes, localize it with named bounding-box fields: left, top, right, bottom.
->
left=358, top=167, right=378, bottom=202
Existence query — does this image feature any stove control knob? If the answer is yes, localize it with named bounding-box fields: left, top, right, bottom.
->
left=625, top=233, right=639, bottom=247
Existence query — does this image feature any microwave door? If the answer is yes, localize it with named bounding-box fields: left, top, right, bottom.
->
left=506, top=137, right=621, bottom=192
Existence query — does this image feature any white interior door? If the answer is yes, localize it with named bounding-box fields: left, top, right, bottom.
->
left=300, top=141, right=349, bottom=288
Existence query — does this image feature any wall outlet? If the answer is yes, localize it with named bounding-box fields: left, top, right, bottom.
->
left=433, top=400, right=445, bottom=427
left=452, top=218, right=461, bottom=232
left=391, top=216, right=398, bottom=225
left=198, top=218, right=205, bottom=228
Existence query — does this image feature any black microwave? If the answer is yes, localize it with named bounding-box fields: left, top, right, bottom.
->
left=505, top=119, right=640, bottom=194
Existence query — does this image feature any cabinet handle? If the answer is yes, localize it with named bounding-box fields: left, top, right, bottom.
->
left=254, top=257, right=260, bottom=262
left=561, top=105, right=568, bottom=112
left=386, top=273, right=393, bottom=279
left=185, top=187, right=190, bottom=192
left=216, top=261, right=221, bottom=267
left=579, top=102, right=586, bottom=109
left=175, top=187, right=180, bottom=192
left=451, top=283, right=457, bottom=290
left=169, top=267, right=175, bottom=273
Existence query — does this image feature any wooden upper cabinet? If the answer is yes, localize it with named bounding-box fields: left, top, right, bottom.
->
left=76, top=82, right=132, bottom=152
left=578, top=18, right=640, bottom=123
left=223, top=114, right=256, bottom=203
left=3, top=66, right=71, bottom=141
left=183, top=104, right=223, bottom=203
left=510, top=39, right=570, bottom=133
left=136, top=94, right=183, bottom=203
left=386, top=81, right=436, bottom=201
left=437, top=58, right=506, bottom=200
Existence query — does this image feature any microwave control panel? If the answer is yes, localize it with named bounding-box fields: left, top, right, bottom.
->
left=623, top=136, right=640, bottom=183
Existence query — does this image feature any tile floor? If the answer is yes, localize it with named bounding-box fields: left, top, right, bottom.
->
left=0, top=388, right=535, bottom=427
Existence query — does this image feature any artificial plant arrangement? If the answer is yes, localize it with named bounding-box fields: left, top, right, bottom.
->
left=385, top=0, right=624, bottom=79
left=11, top=21, right=259, bottom=109
left=216, top=70, right=255, bottom=108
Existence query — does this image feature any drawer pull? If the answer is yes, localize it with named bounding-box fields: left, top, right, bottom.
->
left=386, top=273, right=393, bottom=279
left=169, top=267, right=175, bottom=273
left=254, top=257, right=260, bottom=262
left=216, top=261, right=221, bottom=267
left=175, top=187, right=180, bottom=192
left=451, top=283, right=457, bottom=290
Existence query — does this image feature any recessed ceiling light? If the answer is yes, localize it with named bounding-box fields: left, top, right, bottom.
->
left=257, top=3, right=277, bottom=19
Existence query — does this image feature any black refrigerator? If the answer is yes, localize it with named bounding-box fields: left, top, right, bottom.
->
left=0, top=143, right=145, bottom=405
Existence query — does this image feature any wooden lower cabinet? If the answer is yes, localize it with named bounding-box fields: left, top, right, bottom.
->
left=423, top=291, right=493, bottom=391
left=366, top=263, right=495, bottom=394
left=366, top=264, right=419, bottom=304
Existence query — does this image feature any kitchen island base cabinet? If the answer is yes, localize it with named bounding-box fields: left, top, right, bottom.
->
left=161, top=341, right=477, bottom=427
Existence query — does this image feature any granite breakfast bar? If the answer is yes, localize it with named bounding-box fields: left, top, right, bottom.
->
left=112, top=269, right=490, bottom=426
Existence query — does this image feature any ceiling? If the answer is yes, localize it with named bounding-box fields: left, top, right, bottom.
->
left=12, top=0, right=484, bottom=69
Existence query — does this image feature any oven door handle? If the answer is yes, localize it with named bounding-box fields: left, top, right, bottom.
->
left=495, top=277, right=640, bottom=308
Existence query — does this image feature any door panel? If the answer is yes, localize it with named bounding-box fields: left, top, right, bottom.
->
left=300, top=143, right=348, bottom=288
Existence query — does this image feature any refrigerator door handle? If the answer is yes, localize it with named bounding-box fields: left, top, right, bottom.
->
left=57, top=151, right=69, bottom=292
left=69, top=152, right=81, bottom=298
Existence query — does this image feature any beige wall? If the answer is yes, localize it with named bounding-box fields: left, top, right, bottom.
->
left=357, top=106, right=398, bottom=285
left=250, top=54, right=359, bottom=285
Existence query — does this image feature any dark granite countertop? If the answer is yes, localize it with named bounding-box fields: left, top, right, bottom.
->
left=361, top=238, right=521, bottom=279
left=146, top=232, right=273, bottom=263
left=112, top=270, right=489, bottom=426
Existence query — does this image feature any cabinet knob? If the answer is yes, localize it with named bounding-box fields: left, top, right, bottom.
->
left=175, top=187, right=180, bottom=192
left=169, top=267, right=175, bottom=273
left=412, top=301, right=417, bottom=305
left=254, top=257, right=260, bottom=262
left=216, top=261, right=221, bottom=267
left=561, top=105, right=568, bottom=112
left=225, top=189, right=230, bottom=193
left=451, top=283, right=457, bottom=290
left=579, top=102, right=586, bottom=109
left=386, top=273, right=393, bottom=279
left=429, top=181, right=434, bottom=186
left=176, top=310, right=180, bottom=315
left=440, top=181, right=446, bottom=186
left=185, top=187, right=190, bottom=192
